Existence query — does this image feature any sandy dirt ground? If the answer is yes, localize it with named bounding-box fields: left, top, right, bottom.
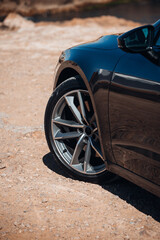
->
left=0, top=14, right=160, bottom=240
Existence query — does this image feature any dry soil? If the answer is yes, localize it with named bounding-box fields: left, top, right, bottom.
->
left=0, top=14, right=160, bottom=240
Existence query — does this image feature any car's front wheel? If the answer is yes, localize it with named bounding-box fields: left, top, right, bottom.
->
left=44, top=76, right=115, bottom=183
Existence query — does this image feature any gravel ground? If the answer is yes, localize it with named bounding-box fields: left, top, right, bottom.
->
left=0, top=14, right=160, bottom=240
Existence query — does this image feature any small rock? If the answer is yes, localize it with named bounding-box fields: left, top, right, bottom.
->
left=33, top=173, right=39, bottom=177
left=16, top=176, right=25, bottom=183
left=139, top=229, right=150, bottom=237
left=130, top=221, right=135, bottom=225
left=123, top=205, right=128, bottom=209
left=3, top=13, right=34, bottom=30
left=124, top=235, right=130, bottom=240
left=20, top=223, right=25, bottom=228
left=25, top=224, right=30, bottom=228
left=1, top=173, right=6, bottom=177
left=0, top=166, right=6, bottom=170
left=57, top=209, right=63, bottom=212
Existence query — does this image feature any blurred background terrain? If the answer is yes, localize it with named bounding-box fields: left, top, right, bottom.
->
left=0, top=0, right=160, bottom=23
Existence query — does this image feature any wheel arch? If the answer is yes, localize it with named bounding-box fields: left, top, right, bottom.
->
left=54, top=61, right=89, bottom=90
left=54, top=67, right=79, bottom=88
left=54, top=60, right=107, bottom=162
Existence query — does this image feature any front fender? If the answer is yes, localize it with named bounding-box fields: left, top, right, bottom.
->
left=54, top=47, right=125, bottom=163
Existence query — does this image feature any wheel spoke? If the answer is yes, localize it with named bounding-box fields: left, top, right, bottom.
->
left=70, top=134, right=86, bottom=165
left=65, top=96, right=83, bottom=124
left=94, top=133, right=99, bottom=141
left=90, top=113, right=96, bottom=124
left=84, top=140, right=91, bottom=172
left=53, top=117, right=84, bottom=128
left=92, top=127, right=98, bottom=133
left=54, top=131, right=81, bottom=140
left=90, top=139, right=104, bottom=160
left=77, top=91, right=89, bottom=125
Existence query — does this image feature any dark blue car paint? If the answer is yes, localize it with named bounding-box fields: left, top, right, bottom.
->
left=54, top=22, right=160, bottom=196
left=110, top=55, right=160, bottom=185
left=63, top=35, right=125, bottom=82
left=54, top=35, right=126, bottom=161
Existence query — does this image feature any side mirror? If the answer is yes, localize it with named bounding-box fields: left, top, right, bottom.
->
left=118, top=25, right=154, bottom=53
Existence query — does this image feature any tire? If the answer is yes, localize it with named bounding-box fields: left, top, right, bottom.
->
left=44, top=76, right=116, bottom=183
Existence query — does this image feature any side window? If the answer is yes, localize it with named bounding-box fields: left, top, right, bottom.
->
left=155, top=34, right=160, bottom=46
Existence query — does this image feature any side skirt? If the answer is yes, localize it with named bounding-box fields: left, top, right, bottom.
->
left=105, top=163, right=160, bottom=198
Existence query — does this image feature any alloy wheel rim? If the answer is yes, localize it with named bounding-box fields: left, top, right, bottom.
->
left=51, top=89, right=106, bottom=175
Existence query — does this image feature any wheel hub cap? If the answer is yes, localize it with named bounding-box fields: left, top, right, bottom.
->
left=85, top=126, right=92, bottom=136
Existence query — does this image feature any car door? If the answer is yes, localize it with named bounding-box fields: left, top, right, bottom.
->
left=109, top=36, right=160, bottom=185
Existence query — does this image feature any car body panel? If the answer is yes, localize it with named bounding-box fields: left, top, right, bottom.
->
left=59, top=35, right=124, bottom=82
left=109, top=52, right=160, bottom=186
left=53, top=22, right=160, bottom=197
left=73, top=35, right=119, bottom=50
left=54, top=35, right=125, bottom=162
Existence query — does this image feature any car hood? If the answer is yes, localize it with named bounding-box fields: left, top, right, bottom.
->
left=71, top=35, right=119, bottom=51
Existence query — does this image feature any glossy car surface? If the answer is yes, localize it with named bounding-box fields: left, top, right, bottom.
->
left=45, top=20, right=160, bottom=197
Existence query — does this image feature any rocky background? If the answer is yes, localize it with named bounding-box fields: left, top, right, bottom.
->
left=0, top=0, right=159, bottom=19
left=1, top=0, right=121, bottom=17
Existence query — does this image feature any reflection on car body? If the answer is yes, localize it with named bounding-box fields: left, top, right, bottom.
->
left=45, top=19, right=160, bottom=197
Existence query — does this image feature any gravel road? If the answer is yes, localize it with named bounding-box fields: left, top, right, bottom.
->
left=0, top=13, right=160, bottom=240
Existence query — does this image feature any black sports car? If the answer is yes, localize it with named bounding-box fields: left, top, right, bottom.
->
left=45, top=20, right=160, bottom=197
